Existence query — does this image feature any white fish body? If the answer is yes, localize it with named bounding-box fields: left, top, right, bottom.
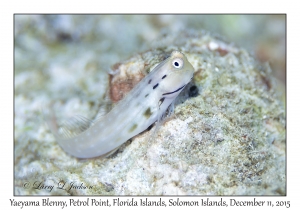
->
left=50, top=51, right=195, bottom=158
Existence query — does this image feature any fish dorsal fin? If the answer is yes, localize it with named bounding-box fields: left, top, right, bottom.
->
left=44, top=99, right=114, bottom=140
left=57, top=115, right=93, bottom=139
left=92, top=100, right=113, bottom=123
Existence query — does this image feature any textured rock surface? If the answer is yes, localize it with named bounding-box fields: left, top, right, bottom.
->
left=15, top=15, right=285, bottom=195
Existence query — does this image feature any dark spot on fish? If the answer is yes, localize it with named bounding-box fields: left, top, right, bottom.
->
left=129, top=124, right=137, bottom=132
left=145, top=93, right=149, bottom=98
left=162, top=75, right=167, bottom=79
left=143, top=107, right=152, bottom=119
left=148, top=79, right=152, bottom=84
left=153, top=83, right=159, bottom=89
left=159, top=97, right=165, bottom=107
left=189, top=85, right=199, bottom=97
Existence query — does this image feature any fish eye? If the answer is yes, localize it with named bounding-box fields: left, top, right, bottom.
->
left=172, top=58, right=184, bottom=69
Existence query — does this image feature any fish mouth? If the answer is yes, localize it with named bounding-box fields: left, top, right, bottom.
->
left=162, top=84, right=186, bottom=96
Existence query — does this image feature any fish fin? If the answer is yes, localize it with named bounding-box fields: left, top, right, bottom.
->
left=42, top=104, right=60, bottom=138
left=147, top=99, right=176, bottom=144
left=92, top=99, right=113, bottom=123
left=103, top=146, right=121, bottom=158
left=53, top=114, right=93, bottom=139
left=165, top=100, right=176, bottom=119
left=44, top=97, right=113, bottom=140
left=43, top=103, right=93, bottom=139
left=58, top=115, right=93, bottom=138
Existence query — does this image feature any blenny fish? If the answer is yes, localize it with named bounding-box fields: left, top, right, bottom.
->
left=49, top=51, right=194, bottom=158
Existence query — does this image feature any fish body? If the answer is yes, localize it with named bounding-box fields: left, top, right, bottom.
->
left=50, top=51, right=194, bottom=158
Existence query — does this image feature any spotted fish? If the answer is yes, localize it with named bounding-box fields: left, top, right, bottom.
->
left=49, top=51, right=195, bottom=158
